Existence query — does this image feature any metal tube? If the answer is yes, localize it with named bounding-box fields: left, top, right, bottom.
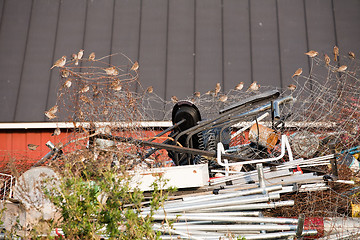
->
left=296, top=213, right=305, bottom=238
left=169, top=224, right=298, bottom=231
left=256, top=163, right=267, bottom=194
left=198, top=200, right=294, bottom=211
left=142, top=193, right=280, bottom=213
left=177, top=185, right=282, bottom=205
left=149, top=214, right=298, bottom=224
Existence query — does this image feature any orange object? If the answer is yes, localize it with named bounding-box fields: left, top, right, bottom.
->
left=248, top=123, right=279, bottom=149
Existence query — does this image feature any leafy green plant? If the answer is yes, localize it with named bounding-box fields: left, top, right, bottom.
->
left=45, top=154, right=175, bottom=239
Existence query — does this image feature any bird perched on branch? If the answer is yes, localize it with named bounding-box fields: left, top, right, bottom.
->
left=219, top=95, right=228, bottom=102
left=215, top=83, right=221, bottom=96
left=52, top=128, right=61, bottom=136
left=246, top=81, right=260, bottom=92
left=194, top=91, right=201, bottom=98
left=104, top=66, right=119, bottom=76
left=292, top=68, right=302, bottom=78
left=333, top=45, right=339, bottom=61
left=349, top=51, right=355, bottom=59
left=79, top=85, right=89, bottom=93
left=51, top=56, right=66, bottom=69
left=235, top=82, right=244, bottom=91
left=77, top=49, right=84, bottom=60
left=130, top=61, right=139, bottom=71
left=171, top=96, right=178, bottom=103
left=288, top=84, right=297, bottom=91
left=337, top=65, right=347, bottom=72
left=63, top=79, right=72, bottom=88
left=305, top=50, right=318, bottom=58
left=324, top=54, right=330, bottom=66
left=28, top=144, right=39, bottom=151
left=89, top=52, right=96, bottom=61
left=45, top=105, right=58, bottom=120
left=146, top=86, right=153, bottom=93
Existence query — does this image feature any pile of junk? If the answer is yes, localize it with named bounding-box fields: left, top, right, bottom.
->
left=2, top=90, right=360, bottom=239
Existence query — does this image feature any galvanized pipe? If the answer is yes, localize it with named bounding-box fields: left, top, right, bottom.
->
left=143, top=193, right=280, bottom=213
left=198, top=200, right=294, bottom=212
left=169, top=224, right=298, bottom=231
left=243, top=230, right=318, bottom=240
left=149, top=214, right=298, bottom=224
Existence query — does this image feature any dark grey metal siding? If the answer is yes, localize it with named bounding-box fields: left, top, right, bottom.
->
left=0, top=0, right=359, bottom=122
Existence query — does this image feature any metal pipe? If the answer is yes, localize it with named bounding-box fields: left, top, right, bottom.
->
left=198, top=200, right=294, bottom=211
left=149, top=214, right=298, bottom=224
left=296, top=213, right=305, bottom=238
left=168, top=224, right=299, bottom=231
left=256, top=163, right=267, bottom=194
left=142, top=193, right=280, bottom=213
left=177, top=185, right=282, bottom=205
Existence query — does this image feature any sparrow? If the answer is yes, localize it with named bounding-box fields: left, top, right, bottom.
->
left=130, top=61, right=139, bottom=71
left=93, top=85, right=100, bottom=97
left=219, top=95, right=228, bottom=102
left=77, top=49, right=84, bottom=60
left=337, top=65, right=347, bottom=72
left=146, top=86, right=153, bottom=93
left=61, top=69, right=70, bottom=78
left=305, top=50, right=318, bottom=58
left=79, top=85, right=89, bottom=93
left=205, top=90, right=211, bottom=95
left=292, top=68, right=302, bottom=78
left=194, top=91, right=201, bottom=98
left=64, top=79, right=72, bottom=88
left=349, top=51, right=355, bottom=59
left=324, top=54, right=330, bottom=66
left=45, top=111, right=56, bottom=120
left=246, top=81, right=260, bottom=92
left=288, top=84, right=297, bottom=91
left=104, top=66, right=119, bottom=76
left=51, top=56, right=66, bottom=69
left=171, top=96, right=178, bottom=103
left=52, top=128, right=61, bottom=136
left=47, top=105, right=58, bottom=115
left=89, top=52, right=96, bottom=61
left=111, top=83, right=122, bottom=91
left=333, top=45, right=339, bottom=61
left=80, top=95, right=91, bottom=103
left=72, top=53, right=79, bottom=65
left=28, top=144, right=39, bottom=151
left=235, top=82, right=244, bottom=90
left=215, top=83, right=221, bottom=96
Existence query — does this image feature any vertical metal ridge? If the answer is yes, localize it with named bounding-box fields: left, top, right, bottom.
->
left=44, top=0, right=62, bottom=122
left=193, top=0, right=197, bottom=93
left=135, top=0, right=143, bottom=94
left=164, top=0, right=170, bottom=103
left=221, top=0, right=225, bottom=92
left=275, top=0, right=283, bottom=89
left=13, top=0, right=34, bottom=122
left=302, top=0, right=311, bottom=90
left=248, top=0, right=253, bottom=83
left=0, top=0, right=7, bottom=35
left=109, top=0, right=116, bottom=65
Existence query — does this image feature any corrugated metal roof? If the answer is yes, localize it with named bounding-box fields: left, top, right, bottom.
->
left=0, top=0, right=359, bottom=122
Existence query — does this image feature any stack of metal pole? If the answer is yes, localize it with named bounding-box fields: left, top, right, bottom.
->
left=141, top=164, right=318, bottom=239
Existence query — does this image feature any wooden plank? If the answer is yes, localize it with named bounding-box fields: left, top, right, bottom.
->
left=195, top=0, right=222, bottom=94
left=0, top=0, right=32, bottom=121
left=166, top=0, right=195, bottom=100
left=223, top=0, right=252, bottom=91
left=46, top=0, right=87, bottom=121
left=250, top=0, right=281, bottom=88
left=277, top=0, right=309, bottom=89
left=14, top=0, right=59, bottom=122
